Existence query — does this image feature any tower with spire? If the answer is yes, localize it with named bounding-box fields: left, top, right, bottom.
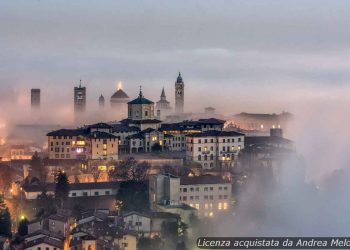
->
left=175, top=72, right=184, bottom=114
left=74, top=80, right=86, bottom=120
left=156, top=87, right=172, bottom=120
left=99, top=94, right=105, bottom=108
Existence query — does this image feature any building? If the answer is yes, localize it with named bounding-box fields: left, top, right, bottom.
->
left=230, top=112, right=293, bottom=133
left=99, top=94, right=105, bottom=108
left=22, top=181, right=119, bottom=200
left=74, top=80, right=86, bottom=117
left=123, top=211, right=179, bottom=238
left=175, top=72, right=184, bottom=114
left=156, top=88, right=172, bottom=120
left=149, top=174, right=231, bottom=218
left=111, top=82, right=130, bottom=117
left=47, top=123, right=118, bottom=160
left=31, top=88, right=40, bottom=109
left=186, top=130, right=245, bottom=169
left=121, top=87, right=161, bottom=130
left=179, top=175, right=231, bottom=218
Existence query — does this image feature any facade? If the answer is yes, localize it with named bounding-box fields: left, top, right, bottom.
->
left=149, top=174, right=231, bottom=218
left=111, top=84, right=130, bottom=117
left=74, top=81, right=86, bottom=119
left=31, top=88, right=40, bottom=109
left=47, top=123, right=118, bottom=160
left=186, top=130, right=245, bottom=169
left=22, top=182, right=119, bottom=200
left=156, top=88, right=172, bottom=120
left=179, top=175, right=231, bottom=218
left=175, top=72, right=184, bottom=114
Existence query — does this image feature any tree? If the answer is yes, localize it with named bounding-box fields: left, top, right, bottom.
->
left=138, top=236, right=163, bottom=250
left=72, top=203, right=84, bottom=220
left=30, top=152, right=47, bottom=183
left=17, top=218, right=28, bottom=236
left=115, top=181, right=149, bottom=212
left=151, top=143, right=162, bottom=152
left=161, top=221, right=178, bottom=249
left=36, top=188, right=56, bottom=218
left=55, top=171, right=70, bottom=208
left=0, top=196, right=11, bottom=238
left=109, top=158, right=150, bottom=181
left=0, top=165, right=15, bottom=194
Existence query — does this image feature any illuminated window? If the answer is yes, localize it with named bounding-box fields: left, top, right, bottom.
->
left=223, top=202, right=228, bottom=210
left=205, top=204, right=208, bottom=210
left=103, top=144, right=107, bottom=150
left=218, top=202, right=222, bottom=210
left=238, top=146, right=241, bottom=150
left=209, top=212, right=213, bottom=217
left=152, top=136, right=157, bottom=141
left=159, top=141, right=163, bottom=145
left=76, top=148, right=84, bottom=153
left=195, top=204, right=200, bottom=210
left=76, top=140, right=85, bottom=146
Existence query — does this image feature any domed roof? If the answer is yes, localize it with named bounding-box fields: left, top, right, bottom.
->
left=111, top=89, right=129, bottom=99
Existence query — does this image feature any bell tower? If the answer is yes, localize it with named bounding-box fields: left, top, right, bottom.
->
left=175, top=72, right=184, bottom=114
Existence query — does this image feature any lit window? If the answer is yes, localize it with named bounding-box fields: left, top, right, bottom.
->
left=205, top=204, right=208, bottom=210
left=223, top=202, right=228, bottom=210
left=209, top=212, right=213, bottom=217
left=195, top=204, right=200, bottom=209
left=76, top=140, right=85, bottom=146
left=103, top=144, right=107, bottom=150
left=218, top=202, right=222, bottom=210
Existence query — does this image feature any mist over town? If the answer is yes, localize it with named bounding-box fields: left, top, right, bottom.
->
left=1, top=1, right=350, bottom=250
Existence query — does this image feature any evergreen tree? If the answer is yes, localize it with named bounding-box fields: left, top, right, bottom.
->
left=55, top=171, right=70, bottom=208
left=17, top=218, right=28, bottom=236
left=0, top=196, right=12, bottom=238
left=36, top=188, right=56, bottom=218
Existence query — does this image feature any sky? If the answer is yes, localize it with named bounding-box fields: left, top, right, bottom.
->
left=1, top=0, right=350, bottom=181
left=2, top=0, right=350, bottom=115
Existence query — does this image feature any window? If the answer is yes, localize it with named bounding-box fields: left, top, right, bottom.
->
left=71, top=192, right=76, bottom=197
left=190, top=196, right=194, bottom=200
left=211, top=139, right=214, bottom=143
left=66, top=141, right=70, bottom=145
left=205, top=139, right=207, bottom=143
left=210, top=187, right=214, bottom=191
left=204, top=195, right=208, bottom=200
left=209, top=195, right=213, bottom=200
left=223, top=202, right=228, bottom=210
left=198, top=155, right=201, bottom=161
left=190, top=187, right=194, bottom=192
left=224, top=195, right=228, bottom=199
left=204, top=187, right=208, bottom=192
left=136, top=221, right=142, bottom=226
left=205, top=203, right=208, bottom=209
left=195, top=187, right=200, bottom=192
left=224, top=186, right=228, bottom=190
left=219, top=195, right=222, bottom=199
left=83, top=192, right=88, bottom=196
left=182, top=196, right=187, bottom=201
left=195, top=204, right=200, bottom=209
left=223, top=139, right=226, bottom=143
left=145, top=111, right=148, bottom=116
left=198, top=147, right=201, bottom=152
left=183, top=188, right=187, bottom=192
left=222, top=146, right=225, bottom=151
left=94, top=191, right=99, bottom=196
left=219, top=186, right=222, bottom=190
left=105, top=191, right=110, bottom=195
left=218, top=202, right=222, bottom=210
left=46, top=247, right=49, bottom=250
left=195, top=196, right=199, bottom=200
left=238, top=138, right=242, bottom=142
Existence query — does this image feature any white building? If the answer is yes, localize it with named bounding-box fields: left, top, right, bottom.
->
left=186, top=130, right=245, bottom=169
left=149, top=174, right=231, bottom=218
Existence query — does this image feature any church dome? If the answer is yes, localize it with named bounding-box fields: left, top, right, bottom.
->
left=111, top=89, right=129, bottom=100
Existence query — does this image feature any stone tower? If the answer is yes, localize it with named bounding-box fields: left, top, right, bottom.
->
left=74, top=80, right=86, bottom=122
left=175, top=72, right=184, bottom=114
left=99, top=94, right=105, bottom=108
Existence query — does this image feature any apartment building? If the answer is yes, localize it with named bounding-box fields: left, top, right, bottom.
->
left=186, top=130, right=245, bottom=169
left=149, top=174, right=231, bottom=218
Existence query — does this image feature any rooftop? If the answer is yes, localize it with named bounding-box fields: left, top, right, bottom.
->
left=180, top=175, right=230, bottom=185
left=188, top=130, right=244, bottom=137
left=111, top=89, right=129, bottom=99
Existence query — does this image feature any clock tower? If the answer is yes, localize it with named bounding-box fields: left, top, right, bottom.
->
left=175, top=72, right=184, bottom=114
